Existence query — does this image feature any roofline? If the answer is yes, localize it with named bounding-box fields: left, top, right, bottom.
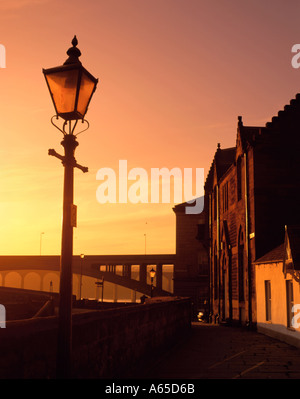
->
left=254, top=258, right=284, bottom=265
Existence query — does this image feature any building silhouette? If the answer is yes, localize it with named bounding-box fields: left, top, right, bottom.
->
left=203, top=93, right=300, bottom=326
left=173, top=201, right=209, bottom=319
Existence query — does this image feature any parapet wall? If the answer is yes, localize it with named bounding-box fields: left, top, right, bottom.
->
left=0, top=287, right=59, bottom=320
left=0, top=296, right=191, bottom=378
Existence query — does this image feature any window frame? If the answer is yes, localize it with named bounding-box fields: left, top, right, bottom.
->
left=264, top=280, right=271, bottom=322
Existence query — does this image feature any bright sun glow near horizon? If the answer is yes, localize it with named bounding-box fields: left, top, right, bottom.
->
left=1, top=0, right=300, bottom=256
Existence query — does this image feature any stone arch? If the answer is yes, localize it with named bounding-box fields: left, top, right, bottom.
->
left=221, top=220, right=233, bottom=321
left=4, top=271, right=22, bottom=288
left=24, top=271, right=41, bottom=291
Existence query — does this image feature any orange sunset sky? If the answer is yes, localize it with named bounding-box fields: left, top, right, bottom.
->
left=0, top=0, right=300, bottom=256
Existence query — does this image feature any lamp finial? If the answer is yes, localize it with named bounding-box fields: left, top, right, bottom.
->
left=72, top=35, right=78, bottom=47
left=64, top=35, right=81, bottom=65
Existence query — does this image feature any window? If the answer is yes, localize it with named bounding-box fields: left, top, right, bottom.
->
left=222, top=182, right=229, bottom=212
left=286, top=280, right=294, bottom=328
left=264, top=280, right=271, bottom=321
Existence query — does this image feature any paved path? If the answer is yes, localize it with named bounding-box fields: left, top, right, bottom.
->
left=137, top=322, right=300, bottom=379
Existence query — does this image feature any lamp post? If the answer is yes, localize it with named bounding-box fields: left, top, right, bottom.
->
left=40, top=232, right=44, bottom=255
left=79, top=254, right=84, bottom=300
left=43, top=36, right=98, bottom=379
left=149, top=268, right=156, bottom=298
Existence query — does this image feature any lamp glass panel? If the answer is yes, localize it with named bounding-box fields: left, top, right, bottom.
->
left=150, top=269, right=156, bottom=278
left=46, top=69, right=79, bottom=115
left=77, top=71, right=96, bottom=116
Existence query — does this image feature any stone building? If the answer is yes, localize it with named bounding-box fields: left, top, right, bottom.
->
left=204, top=93, right=300, bottom=327
left=255, top=225, right=300, bottom=347
left=173, top=201, right=209, bottom=319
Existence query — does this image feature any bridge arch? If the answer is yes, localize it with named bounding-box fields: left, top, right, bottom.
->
left=0, top=254, right=176, bottom=300
left=4, top=271, right=22, bottom=288
left=24, top=271, right=41, bottom=291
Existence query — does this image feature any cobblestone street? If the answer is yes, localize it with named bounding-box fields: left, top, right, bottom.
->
left=137, top=323, right=300, bottom=379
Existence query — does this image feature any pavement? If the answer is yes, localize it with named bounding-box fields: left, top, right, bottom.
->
left=135, top=322, right=300, bottom=379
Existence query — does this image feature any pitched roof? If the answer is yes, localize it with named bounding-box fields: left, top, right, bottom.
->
left=204, top=145, right=235, bottom=190
left=254, top=226, right=300, bottom=268
left=254, top=243, right=285, bottom=264
left=215, top=146, right=236, bottom=180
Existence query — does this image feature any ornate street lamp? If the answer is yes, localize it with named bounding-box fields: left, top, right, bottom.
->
left=149, top=268, right=156, bottom=298
left=43, top=36, right=98, bottom=379
left=43, top=35, right=98, bottom=123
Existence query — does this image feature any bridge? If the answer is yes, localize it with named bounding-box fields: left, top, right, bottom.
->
left=0, top=254, right=176, bottom=300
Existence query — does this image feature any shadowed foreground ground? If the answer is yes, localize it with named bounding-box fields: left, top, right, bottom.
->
left=135, top=322, right=300, bottom=379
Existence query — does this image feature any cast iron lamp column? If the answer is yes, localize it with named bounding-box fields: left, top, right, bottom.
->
left=79, top=253, right=84, bottom=299
left=43, top=36, right=98, bottom=379
left=57, top=133, right=77, bottom=378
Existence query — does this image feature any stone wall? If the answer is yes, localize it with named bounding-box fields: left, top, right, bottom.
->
left=0, top=286, right=58, bottom=320
left=0, top=296, right=191, bottom=378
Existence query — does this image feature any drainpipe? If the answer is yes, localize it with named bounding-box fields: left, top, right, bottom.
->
left=244, top=151, right=252, bottom=326
left=209, top=193, right=213, bottom=322
left=217, top=184, right=221, bottom=320
left=228, top=244, right=233, bottom=323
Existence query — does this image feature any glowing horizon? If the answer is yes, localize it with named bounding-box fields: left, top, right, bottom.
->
left=1, top=0, right=300, bottom=257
